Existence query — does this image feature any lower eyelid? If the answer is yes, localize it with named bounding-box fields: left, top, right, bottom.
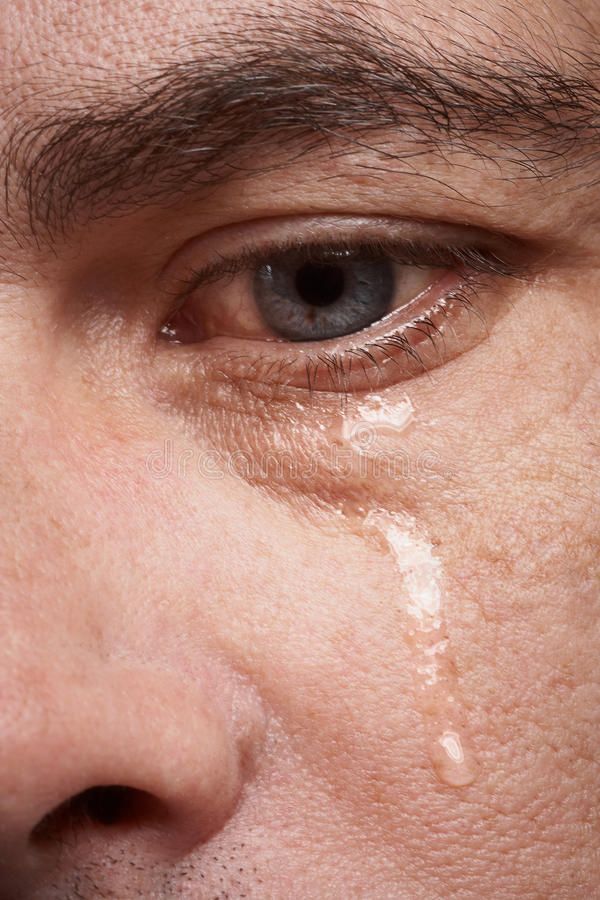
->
left=303, top=287, right=483, bottom=392
left=155, top=271, right=492, bottom=397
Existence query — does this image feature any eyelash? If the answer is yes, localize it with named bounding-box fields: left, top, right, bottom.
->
left=303, top=280, right=480, bottom=394
left=165, top=231, right=524, bottom=395
left=175, top=234, right=520, bottom=292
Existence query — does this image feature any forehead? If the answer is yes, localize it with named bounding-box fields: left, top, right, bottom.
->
left=1, top=0, right=598, bottom=250
left=2, top=0, right=598, bottom=81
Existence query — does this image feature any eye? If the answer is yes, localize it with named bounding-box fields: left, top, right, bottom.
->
left=164, top=243, right=441, bottom=346
left=254, top=249, right=395, bottom=341
left=158, top=216, right=523, bottom=393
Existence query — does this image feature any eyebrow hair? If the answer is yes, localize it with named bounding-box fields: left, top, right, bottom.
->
left=4, top=5, right=600, bottom=242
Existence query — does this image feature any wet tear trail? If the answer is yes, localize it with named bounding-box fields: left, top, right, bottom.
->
left=366, top=509, right=478, bottom=787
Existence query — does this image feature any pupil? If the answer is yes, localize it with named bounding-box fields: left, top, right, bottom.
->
left=295, top=263, right=345, bottom=307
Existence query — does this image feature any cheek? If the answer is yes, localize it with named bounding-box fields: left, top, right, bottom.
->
left=115, top=446, right=469, bottom=822
left=39, top=407, right=422, bottom=811
left=17, top=422, right=437, bottom=871
left=5, top=276, right=595, bottom=888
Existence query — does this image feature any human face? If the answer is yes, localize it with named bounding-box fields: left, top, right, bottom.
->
left=0, top=1, right=598, bottom=897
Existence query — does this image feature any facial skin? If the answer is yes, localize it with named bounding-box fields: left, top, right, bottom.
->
left=0, top=0, right=598, bottom=897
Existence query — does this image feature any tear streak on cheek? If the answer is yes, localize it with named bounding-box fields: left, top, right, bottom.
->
left=334, top=392, right=478, bottom=788
left=340, top=393, right=415, bottom=450
left=365, top=508, right=478, bottom=788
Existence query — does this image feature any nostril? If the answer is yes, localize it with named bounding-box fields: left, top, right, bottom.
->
left=30, top=785, right=168, bottom=844
left=80, top=785, right=135, bottom=826
left=77, top=785, right=166, bottom=827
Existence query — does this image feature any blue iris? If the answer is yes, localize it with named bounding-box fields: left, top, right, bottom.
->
left=253, top=250, right=395, bottom=341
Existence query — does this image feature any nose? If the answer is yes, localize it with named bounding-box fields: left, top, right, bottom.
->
left=0, top=656, right=253, bottom=890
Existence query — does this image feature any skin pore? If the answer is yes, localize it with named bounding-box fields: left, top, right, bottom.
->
left=0, top=1, right=598, bottom=897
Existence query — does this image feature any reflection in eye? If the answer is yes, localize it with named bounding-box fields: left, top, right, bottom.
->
left=160, top=224, right=524, bottom=393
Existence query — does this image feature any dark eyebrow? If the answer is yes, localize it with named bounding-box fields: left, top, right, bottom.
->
left=5, top=6, right=600, bottom=242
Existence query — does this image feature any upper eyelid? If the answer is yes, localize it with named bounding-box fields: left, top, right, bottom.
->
left=160, top=214, right=530, bottom=291
left=171, top=233, right=528, bottom=301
